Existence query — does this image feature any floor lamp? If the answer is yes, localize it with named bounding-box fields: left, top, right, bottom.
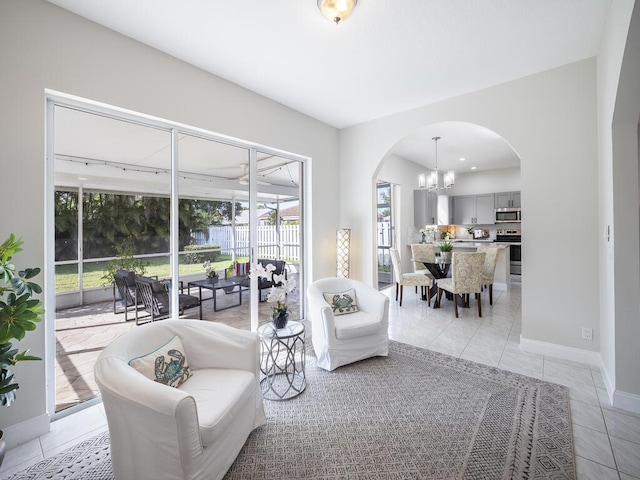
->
left=336, top=228, right=351, bottom=278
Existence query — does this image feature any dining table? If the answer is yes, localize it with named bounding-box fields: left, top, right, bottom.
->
left=413, top=257, right=465, bottom=308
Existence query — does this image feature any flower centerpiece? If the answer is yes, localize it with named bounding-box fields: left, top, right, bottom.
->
left=203, top=260, right=218, bottom=281
left=251, top=263, right=296, bottom=329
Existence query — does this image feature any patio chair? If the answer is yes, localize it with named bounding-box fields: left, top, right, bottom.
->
left=240, top=259, right=287, bottom=301
left=135, top=276, right=200, bottom=324
left=113, top=269, right=138, bottom=321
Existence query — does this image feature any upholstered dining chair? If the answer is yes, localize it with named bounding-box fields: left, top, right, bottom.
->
left=436, top=251, right=486, bottom=318
left=410, top=243, right=437, bottom=277
left=476, top=245, right=500, bottom=305
left=389, top=248, right=434, bottom=306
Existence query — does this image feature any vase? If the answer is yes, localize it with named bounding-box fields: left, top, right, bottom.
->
left=421, top=233, right=426, bottom=244
left=441, top=251, right=452, bottom=263
left=272, top=311, right=289, bottom=329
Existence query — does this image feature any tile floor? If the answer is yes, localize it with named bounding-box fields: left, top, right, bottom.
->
left=2, top=278, right=640, bottom=479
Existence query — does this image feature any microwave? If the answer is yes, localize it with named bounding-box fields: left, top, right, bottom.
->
left=495, top=207, right=521, bottom=223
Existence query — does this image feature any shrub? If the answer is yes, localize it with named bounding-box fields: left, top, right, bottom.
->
left=183, top=244, right=221, bottom=264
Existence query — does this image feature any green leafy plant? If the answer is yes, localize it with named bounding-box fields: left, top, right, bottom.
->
left=0, top=234, right=44, bottom=407
left=100, top=238, right=149, bottom=287
left=439, top=241, right=453, bottom=252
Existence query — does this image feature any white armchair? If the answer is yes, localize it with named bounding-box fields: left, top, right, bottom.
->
left=94, top=319, right=266, bottom=480
left=307, top=277, right=389, bottom=371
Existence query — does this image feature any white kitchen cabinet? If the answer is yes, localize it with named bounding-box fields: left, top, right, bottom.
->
left=453, top=194, right=494, bottom=225
left=495, top=191, right=521, bottom=208
left=414, top=190, right=450, bottom=226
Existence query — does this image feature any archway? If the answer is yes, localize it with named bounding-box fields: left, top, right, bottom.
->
left=373, top=121, right=521, bottom=286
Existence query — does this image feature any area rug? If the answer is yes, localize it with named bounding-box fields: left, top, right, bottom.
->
left=6, top=341, right=575, bottom=479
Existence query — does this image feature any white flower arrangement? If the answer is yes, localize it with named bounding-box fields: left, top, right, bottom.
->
left=251, top=262, right=296, bottom=314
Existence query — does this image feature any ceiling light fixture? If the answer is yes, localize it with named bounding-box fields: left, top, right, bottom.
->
left=317, top=0, right=357, bottom=24
left=419, top=136, right=455, bottom=192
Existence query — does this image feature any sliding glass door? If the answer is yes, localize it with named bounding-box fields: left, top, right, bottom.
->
left=47, top=95, right=307, bottom=416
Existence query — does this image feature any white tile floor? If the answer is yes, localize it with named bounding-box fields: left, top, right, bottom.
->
left=2, top=279, right=640, bottom=479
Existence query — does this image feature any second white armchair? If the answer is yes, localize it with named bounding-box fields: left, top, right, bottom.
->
left=307, top=277, right=389, bottom=371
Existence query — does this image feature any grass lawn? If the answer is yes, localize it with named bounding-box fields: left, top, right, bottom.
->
left=55, top=255, right=248, bottom=293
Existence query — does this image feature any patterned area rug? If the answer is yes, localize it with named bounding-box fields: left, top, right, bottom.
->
left=7, top=341, right=575, bottom=479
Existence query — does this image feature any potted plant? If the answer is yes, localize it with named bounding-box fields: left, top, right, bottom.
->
left=438, top=240, right=453, bottom=263
left=251, top=263, right=296, bottom=329
left=100, top=238, right=149, bottom=287
left=203, top=260, right=219, bottom=282
left=0, top=234, right=44, bottom=467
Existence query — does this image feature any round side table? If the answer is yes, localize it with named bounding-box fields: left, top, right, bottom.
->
left=257, top=320, right=306, bottom=401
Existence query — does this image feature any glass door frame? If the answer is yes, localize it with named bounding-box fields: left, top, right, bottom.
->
left=45, top=90, right=310, bottom=419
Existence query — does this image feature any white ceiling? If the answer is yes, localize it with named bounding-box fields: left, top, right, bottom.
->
left=46, top=0, right=611, bottom=173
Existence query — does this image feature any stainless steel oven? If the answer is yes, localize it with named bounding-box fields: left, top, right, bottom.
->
left=495, top=207, right=521, bottom=223
left=496, top=228, right=521, bottom=275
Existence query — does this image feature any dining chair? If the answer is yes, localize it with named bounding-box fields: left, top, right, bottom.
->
left=436, top=251, right=486, bottom=318
left=389, top=248, right=433, bottom=306
left=476, top=245, right=500, bottom=305
left=410, top=243, right=437, bottom=276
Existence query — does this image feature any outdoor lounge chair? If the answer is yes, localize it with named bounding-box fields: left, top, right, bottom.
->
left=135, top=276, right=200, bottom=324
left=240, top=259, right=287, bottom=301
left=113, top=269, right=138, bottom=321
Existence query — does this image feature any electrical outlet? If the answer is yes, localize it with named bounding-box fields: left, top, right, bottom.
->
left=581, top=327, right=593, bottom=341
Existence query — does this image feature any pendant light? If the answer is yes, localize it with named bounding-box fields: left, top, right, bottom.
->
left=421, top=136, right=455, bottom=192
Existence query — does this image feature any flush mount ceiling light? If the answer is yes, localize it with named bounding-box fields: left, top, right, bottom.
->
left=419, top=136, right=455, bottom=192
left=317, top=0, right=358, bottom=24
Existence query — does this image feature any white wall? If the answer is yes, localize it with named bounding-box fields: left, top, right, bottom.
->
left=0, top=0, right=339, bottom=437
left=597, top=0, right=640, bottom=409
left=446, top=167, right=520, bottom=197
left=340, top=59, right=600, bottom=357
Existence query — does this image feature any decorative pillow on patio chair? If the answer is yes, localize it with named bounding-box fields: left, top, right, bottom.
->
left=135, top=276, right=200, bottom=324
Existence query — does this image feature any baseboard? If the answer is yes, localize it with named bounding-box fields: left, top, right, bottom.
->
left=2, top=413, right=50, bottom=449
left=519, top=336, right=601, bottom=366
left=612, top=389, right=640, bottom=414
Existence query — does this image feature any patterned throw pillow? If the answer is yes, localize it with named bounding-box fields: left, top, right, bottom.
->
left=128, top=335, right=193, bottom=388
left=323, top=288, right=360, bottom=316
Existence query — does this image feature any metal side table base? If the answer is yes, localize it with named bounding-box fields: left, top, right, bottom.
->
left=257, top=321, right=306, bottom=401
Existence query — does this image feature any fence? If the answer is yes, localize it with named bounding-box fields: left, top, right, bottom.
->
left=192, top=225, right=300, bottom=262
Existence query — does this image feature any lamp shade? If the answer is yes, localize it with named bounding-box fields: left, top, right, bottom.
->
left=336, top=228, right=351, bottom=278
left=317, top=0, right=357, bottom=24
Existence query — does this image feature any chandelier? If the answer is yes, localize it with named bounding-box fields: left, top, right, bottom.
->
left=317, top=0, right=358, bottom=24
left=418, top=136, right=455, bottom=192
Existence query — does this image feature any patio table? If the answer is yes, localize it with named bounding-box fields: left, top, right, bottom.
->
left=188, top=277, right=247, bottom=317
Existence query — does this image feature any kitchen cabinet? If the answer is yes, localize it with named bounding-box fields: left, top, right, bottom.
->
left=495, top=191, right=521, bottom=208
left=414, top=190, right=450, bottom=226
left=452, top=194, right=494, bottom=225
